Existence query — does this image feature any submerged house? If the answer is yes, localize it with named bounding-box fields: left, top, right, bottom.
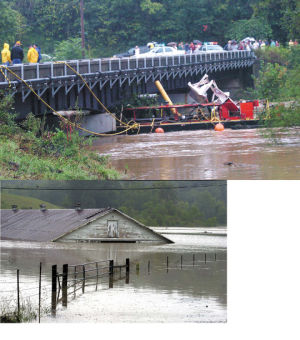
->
left=0, top=207, right=173, bottom=244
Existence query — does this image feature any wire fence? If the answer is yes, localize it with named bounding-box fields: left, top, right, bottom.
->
left=0, top=252, right=225, bottom=322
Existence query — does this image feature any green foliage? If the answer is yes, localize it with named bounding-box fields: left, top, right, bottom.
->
left=252, top=0, right=299, bottom=42
left=252, top=62, right=288, bottom=101
left=255, top=47, right=292, bottom=66
left=0, top=92, right=121, bottom=180
left=2, top=0, right=299, bottom=57
left=265, top=105, right=300, bottom=128
left=114, top=185, right=226, bottom=227
left=0, top=2, right=22, bottom=44
left=253, top=47, right=300, bottom=102
left=250, top=46, right=300, bottom=135
left=0, top=91, right=18, bottom=135
left=54, top=37, right=86, bottom=60
left=1, top=192, right=60, bottom=209
left=225, top=17, right=272, bottom=41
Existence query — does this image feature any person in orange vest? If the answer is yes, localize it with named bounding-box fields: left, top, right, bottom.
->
left=1, top=43, right=11, bottom=66
left=27, top=44, right=39, bottom=63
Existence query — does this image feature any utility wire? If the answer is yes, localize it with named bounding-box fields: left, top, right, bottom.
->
left=1, top=182, right=226, bottom=191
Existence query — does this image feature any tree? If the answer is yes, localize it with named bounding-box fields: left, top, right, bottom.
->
left=225, top=17, right=272, bottom=41
left=0, top=2, right=22, bottom=45
left=54, top=37, right=86, bottom=60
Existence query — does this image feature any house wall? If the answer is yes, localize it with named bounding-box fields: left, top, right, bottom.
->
left=57, top=211, right=162, bottom=242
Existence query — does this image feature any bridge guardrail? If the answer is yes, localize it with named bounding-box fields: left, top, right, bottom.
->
left=0, top=51, right=255, bottom=85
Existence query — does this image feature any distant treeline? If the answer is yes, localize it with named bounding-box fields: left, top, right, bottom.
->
left=0, top=0, right=299, bottom=58
left=2, top=181, right=227, bottom=227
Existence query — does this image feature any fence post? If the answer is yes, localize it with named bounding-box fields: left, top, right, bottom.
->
left=96, top=262, right=98, bottom=291
left=17, top=269, right=20, bottom=320
left=51, top=265, right=57, bottom=316
left=166, top=256, right=169, bottom=273
left=109, top=260, right=114, bottom=288
left=204, top=253, right=206, bottom=264
left=181, top=255, right=183, bottom=269
left=215, top=253, right=217, bottom=261
left=82, top=265, right=85, bottom=293
left=136, top=263, right=140, bottom=275
left=126, top=258, right=130, bottom=274
left=193, top=254, right=195, bottom=267
left=148, top=260, right=150, bottom=274
left=125, top=258, right=130, bottom=284
left=62, top=264, right=68, bottom=307
left=109, top=260, right=114, bottom=275
left=38, top=262, right=42, bottom=323
left=74, top=265, right=76, bottom=297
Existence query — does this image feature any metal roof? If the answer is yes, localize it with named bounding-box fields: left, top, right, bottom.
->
left=0, top=208, right=173, bottom=243
left=0, top=208, right=110, bottom=242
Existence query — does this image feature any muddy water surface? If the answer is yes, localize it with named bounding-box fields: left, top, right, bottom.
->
left=91, top=128, right=300, bottom=179
left=0, top=230, right=226, bottom=322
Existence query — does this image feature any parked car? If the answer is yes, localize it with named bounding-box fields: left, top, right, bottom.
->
left=198, top=45, right=224, bottom=52
left=131, top=46, right=185, bottom=58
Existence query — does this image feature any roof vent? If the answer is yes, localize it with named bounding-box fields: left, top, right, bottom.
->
left=75, top=202, right=82, bottom=212
left=40, top=204, right=47, bottom=212
left=12, top=205, right=18, bottom=212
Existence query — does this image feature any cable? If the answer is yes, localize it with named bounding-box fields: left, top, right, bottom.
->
left=0, top=64, right=140, bottom=137
left=1, top=182, right=226, bottom=191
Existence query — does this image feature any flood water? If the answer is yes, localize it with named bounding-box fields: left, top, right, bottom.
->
left=91, top=128, right=300, bottom=179
left=0, top=230, right=226, bottom=323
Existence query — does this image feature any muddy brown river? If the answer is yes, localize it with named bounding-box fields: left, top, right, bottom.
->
left=91, top=128, right=300, bottom=179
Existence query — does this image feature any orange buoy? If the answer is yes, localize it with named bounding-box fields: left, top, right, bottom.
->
left=214, top=123, right=224, bottom=131
left=155, top=127, right=165, bottom=133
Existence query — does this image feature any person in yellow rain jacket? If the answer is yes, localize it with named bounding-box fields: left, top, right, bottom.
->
left=27, top=45, right=39, bottom=63
left=1, top=43, right=11, bottom=66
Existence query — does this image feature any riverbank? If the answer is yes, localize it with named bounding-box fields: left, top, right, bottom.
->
left=0, top=101, right=121, bottom=180
left=0, top=136, right=121, bottom=180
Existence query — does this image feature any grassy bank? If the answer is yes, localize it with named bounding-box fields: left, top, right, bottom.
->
left=1, top=193, right=60, bottom=209
left=0, top=94, right=122, bottom=180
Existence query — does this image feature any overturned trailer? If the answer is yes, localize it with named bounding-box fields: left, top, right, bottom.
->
left=116, top=75, right=262, bottom=134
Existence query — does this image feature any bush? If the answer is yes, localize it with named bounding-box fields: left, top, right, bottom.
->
left=35, top=128, right=92, bottom=157
left=0, top=91, right=18, bottom=135
left=253, top=62, right=287, bottom=100
left=54, top=37, right=88, bottom=61
left=255, top=47, right=290, bottom=66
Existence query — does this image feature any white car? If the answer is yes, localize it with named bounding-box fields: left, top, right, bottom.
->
left=131, top=46, right=185, bottom=58
left=198, top=45, right=224, bottom=52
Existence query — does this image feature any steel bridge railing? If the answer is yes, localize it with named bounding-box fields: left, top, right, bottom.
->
left=0, top=50, right=255, bottom=86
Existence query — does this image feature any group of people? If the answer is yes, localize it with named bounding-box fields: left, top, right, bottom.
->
left=178, top=42, right=202, bottom=54
left=1, top=41, right=42, bottom=66
left=224, top=38, right=299, bottom=51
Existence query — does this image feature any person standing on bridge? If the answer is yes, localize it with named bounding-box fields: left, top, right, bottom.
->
left=184, top=42, right=190, bottom=54
left=134, top=46, right=140, bottom=56
left=27, top=45, right=39, bottom=63
left=11, top=41, right=24, bottom=64
left=1, top=43, right=11, bottom=66
left=33, top=44, right=42, bottom=63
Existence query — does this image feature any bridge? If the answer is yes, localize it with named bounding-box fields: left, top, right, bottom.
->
left=0, top=51, right=256, bottom=118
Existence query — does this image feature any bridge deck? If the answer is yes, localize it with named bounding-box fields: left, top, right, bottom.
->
left=0, top=51, right=256, bottom=117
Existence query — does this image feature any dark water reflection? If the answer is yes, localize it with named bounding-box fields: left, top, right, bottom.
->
left=91, top=128, right=300, bottom=179
left=0, top=232, right=226, bottom=322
